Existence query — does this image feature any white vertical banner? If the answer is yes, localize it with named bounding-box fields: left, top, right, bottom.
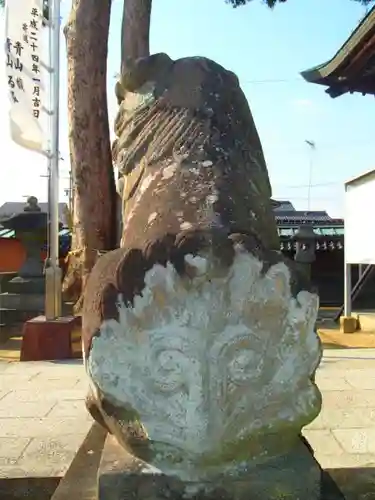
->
left=4, top=0, right=45, bottom=152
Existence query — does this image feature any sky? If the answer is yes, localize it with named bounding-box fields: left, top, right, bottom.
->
left=1, top=0, right=374, bottom=217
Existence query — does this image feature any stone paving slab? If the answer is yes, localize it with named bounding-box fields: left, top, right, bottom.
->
left=0, top=437, right=31, bottom=466
left=303, top=349, right=375, bottom=472
left=0, top=359, right=92, bottom=479
left=318, top=327, right=375, bottom=348
left=15, top=433, right=89, bottom=471
left=332, top=429, right=375, bottom=454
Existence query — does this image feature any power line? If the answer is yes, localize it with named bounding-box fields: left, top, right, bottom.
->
left=275, top=195, right=341, bottom=201
left=274, top=181, right=341, bottom=189
left=241, top=78, right=304, bottom=84
left=111, top=72, right=304, bottom=85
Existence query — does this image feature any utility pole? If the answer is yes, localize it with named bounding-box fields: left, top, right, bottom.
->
left=68, top=169, right=73, bottom=216
left=62, top=169, right=73, bottom=220
left=305, top=140, right=316, bottom=211
left=44, top=0, right=62, bottom=320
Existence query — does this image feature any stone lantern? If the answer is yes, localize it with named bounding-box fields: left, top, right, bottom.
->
left=293, top=224, right=316, bottom=280
left=0, top=197, right=47, bottom=296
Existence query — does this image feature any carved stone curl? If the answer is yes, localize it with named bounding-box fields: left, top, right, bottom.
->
left=83, top=53, right=322, bottom=498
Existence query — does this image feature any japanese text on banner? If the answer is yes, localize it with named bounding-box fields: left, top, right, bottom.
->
left=5, top=0, right=45, bottom=152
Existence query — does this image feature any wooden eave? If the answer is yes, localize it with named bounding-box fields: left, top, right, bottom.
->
left=301, top=7, right=375, bottom=97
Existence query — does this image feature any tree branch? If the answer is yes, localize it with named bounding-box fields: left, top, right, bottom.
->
left=121, top=0, right=152, bottom=74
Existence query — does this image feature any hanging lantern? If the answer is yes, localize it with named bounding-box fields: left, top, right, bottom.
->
left=293, top=224, right=316, bottom=265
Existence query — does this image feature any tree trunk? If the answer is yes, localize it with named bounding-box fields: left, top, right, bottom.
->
left=63, top=0, right=117, bottom=313
left=121, top=0, right=152, bottom=73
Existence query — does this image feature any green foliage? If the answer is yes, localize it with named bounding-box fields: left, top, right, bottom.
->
left=226, top=0, right=375, bottom=6
left=226, top=0, right=285, bottom=6
left=43, top=0, right=49, bottom=21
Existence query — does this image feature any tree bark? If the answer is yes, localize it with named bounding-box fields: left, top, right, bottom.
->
left=121, top=0, right=152, bottom=73
left=63, top=0, right=117, bottom=312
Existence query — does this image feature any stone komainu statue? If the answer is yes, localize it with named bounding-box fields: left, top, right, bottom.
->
left=111, top=53, right=279, bottom=251
left=82, top=54, right=323, bottom=499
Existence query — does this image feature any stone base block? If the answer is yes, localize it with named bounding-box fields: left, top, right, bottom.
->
left=356, top=312, right=375, bottom=332
left=20, top=315, right=81, bottom=362
left=0, top=292, right=44, bottom=311
left=5, top=276, right=45, bottom=294
left=0, top=272, right=17, bottom=286
left=97, top=435, right=342, bottom=500
left=340, top=316, right=358, bottom=334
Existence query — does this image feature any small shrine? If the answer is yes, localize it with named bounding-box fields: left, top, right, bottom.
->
left=273, top=199, right=345, bottom=306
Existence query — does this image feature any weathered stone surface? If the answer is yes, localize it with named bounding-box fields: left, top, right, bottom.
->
left=83, top=54, right=323, bottom=497
left=98, top=434, right=321, bottom=500
left=112, top=53, right=280, bottom=252
left=87, top=251, right=321, bottom=480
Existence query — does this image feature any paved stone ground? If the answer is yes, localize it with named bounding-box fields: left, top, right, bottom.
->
left=304, top=348, right=375, bottom=469
left=0, top=350, right=375, bottom=480
left=0, top=359, right=92, bottom=478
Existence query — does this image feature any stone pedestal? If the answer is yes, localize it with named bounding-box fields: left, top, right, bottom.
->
left=20, top=315, right=81, bottom=361
left=340, top=316, right=358, bottom=334
left=98, top=435, right=339, bottom=500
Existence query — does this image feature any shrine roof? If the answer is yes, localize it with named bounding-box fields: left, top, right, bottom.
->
left=301, top=6, right=375, bottom=97
left=0, top=202, right=69, bottom=226
left=275, top=211, right=343, bottom=225
left=0, top=227, right=70, bottom=239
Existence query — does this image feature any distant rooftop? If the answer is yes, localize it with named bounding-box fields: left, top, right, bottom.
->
left=272, top=199, right=343, bottom=225
left=272, top=200, right=296, bottom=212
left=0, top=201, right=69, bottom=227
left=275, top=211, right=339, bottom=224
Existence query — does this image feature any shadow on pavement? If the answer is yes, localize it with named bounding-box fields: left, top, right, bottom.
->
left=326, top=466, right=375, bottom=500
left=0, top=477, right=60, bottom=500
